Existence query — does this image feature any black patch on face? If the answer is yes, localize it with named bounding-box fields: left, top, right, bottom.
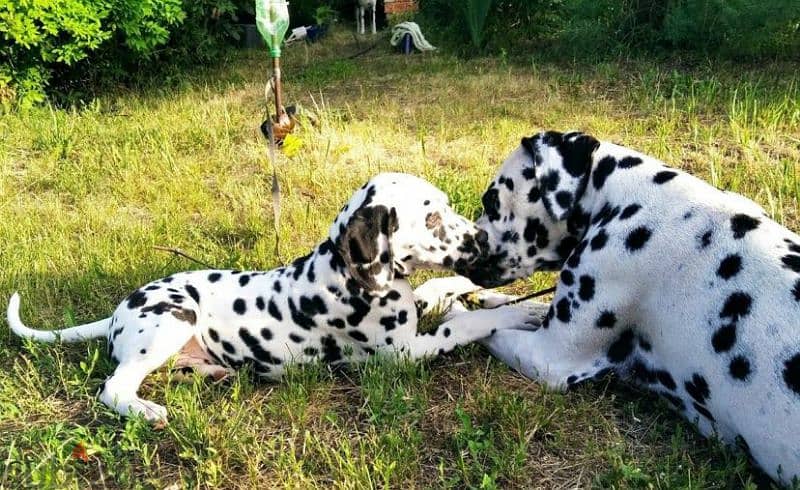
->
left=653, top=170, right=678, bottom=184
left=711, top=324, right=737, bottom=353
left=288, top=298, right=316, bottom=330
left=592, top=156, right=616, bottom=190
left=239, top=275, right=250, bottom=287
left=233, top=298, right=246, bottom=315
left=590, top=230, right=608, bottom=251
left=693, top=402, right=715, bottom=422
left=685, top=373, right=710, bottom=404
left=719, top=292, right=752, bottom=322
left=617, top=156, right=643, bottom=169
left=730, top=214, right=760, bottom=239
left=348, top=330, right=368, bottom=342
left=619, top=204, right=641, bottom=220
left=625, top=226, right=652, bottom=252
left=208, top=272, right=222, bottom=282
left=717, top=254, right=742, bottom=280
left=729, top=355, right=751, bottom=381
left=781, top=254, right=800, bottom=272
left=607, top=329, right=635, bottom=363
left=699, top=230, right=713, bottom=249
left=556, top=298, right=571, bottom=322
left=560, top=270, right=575, bottom=286
left=127, top=291, right=147, bottom=309
left=578, top=275, right=595, bottom=301
left=596, top=311, right=616, bottom=329
left=783, top=353, right=800, bottom=396
left=482, top=187, right=501, bottom=221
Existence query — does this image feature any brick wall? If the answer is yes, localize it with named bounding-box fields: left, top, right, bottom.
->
left=384, top=0, right=418, bottom=14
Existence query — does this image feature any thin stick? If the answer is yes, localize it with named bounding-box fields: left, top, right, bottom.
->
left=153, top=246, right=215, bottom=269
left=489, top=286, right=557, bottom=309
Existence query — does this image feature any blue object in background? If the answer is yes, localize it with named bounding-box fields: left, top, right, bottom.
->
left=401, top=33, right=413, bottom=54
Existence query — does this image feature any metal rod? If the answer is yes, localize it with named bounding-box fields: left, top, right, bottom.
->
left=272, top=56, right=287, bottom=124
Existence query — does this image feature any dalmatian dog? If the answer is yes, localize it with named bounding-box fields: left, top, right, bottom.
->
left=451, top=131, right=800, bottom=484
left=7, top=173, right=537, bottom=423
left=356, top=0, right=376, bottom=35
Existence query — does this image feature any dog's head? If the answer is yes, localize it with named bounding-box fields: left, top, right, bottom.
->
left=457, top=131, right=600, bottom=287
left=329, top=173, right=488, bottom=294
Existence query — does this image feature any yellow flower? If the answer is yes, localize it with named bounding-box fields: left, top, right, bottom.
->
left=281, top=133, right=303, bottom=157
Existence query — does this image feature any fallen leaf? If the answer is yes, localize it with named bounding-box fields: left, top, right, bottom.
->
left=71, top=442, right=89, bottom=463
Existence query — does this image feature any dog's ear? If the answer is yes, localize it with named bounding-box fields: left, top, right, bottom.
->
left=521, top=130, right=600, bottom=221
left=336, top=205, right=398, bottom=293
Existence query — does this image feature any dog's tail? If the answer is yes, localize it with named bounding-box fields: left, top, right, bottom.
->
left=7, top=292, right=110, bottom=343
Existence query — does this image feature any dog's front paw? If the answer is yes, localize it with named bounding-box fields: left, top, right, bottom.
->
left=493, top=305, right=543, bottom=331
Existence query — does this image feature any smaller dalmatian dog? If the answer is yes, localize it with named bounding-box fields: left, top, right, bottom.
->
left=7, top=173, right=537, bottom=423
left=356, top=0, right=377, bottom=35
left=452, top=131, right=800, bottom=484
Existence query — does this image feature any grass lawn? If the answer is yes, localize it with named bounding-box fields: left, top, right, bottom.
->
left=1, top=28, right=799, bottom=488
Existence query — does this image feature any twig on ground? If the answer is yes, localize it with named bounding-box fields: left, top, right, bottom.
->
left=153, top=246, right=215, bottom=269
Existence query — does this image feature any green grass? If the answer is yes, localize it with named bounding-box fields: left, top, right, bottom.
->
left=1, top=27, right=799, bottom=488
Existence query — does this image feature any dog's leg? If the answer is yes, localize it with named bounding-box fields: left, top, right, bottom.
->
left=401, top=305, right=541, bottom=359
left=479, top=297, right=625, bottom=390
left=412, top=276, right=482, bottom=317
left=99, top=316, right=195, bottom=422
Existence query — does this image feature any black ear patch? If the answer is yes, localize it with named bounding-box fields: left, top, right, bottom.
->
left=337, top=205, right=398, bottom=291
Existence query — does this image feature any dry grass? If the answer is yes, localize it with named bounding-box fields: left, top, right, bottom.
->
left=1, top=27, right=798, bottom=488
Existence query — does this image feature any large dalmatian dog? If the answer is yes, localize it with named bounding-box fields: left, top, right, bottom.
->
left=7, top=173, right=536, bottom=423
left=453, top=131, right=800, bottom=484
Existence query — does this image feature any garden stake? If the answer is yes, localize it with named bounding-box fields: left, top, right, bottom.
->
left=256, top=0, right=296, bottom=141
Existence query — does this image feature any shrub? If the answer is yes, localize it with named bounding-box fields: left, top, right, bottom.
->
left=0, top=0, right=247, bottom=108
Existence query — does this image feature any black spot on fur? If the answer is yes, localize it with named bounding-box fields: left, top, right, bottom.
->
left=288, top=298, right=316, bottom=330
left=300, top=295, right=328, bottom=316
left=607, top=329, right=635, bottom=363
left=233, top=298, right=246, bottom=315
left=328, top=318, right=346, bottom=329
left=625, top=227, right=652, bottom=251
left=657, top=371, right=677, bottom=391
left=730, top=214, right=760, bottom=239
left=208, top=328, right=220, bottom=342
left=729, top=355, right=751, bottom=380
left=617, top=156, right=643, bottom=169
left=578, top=275, right=595, bottom=301
left=556, top=298, right=571, bottom=322
left=221, top=341, right=236, bottom=354
left=255, top=296, right=265, bottom=311
left=260, top=328, right=273, bottom=341
left=717, top=254, right=742, bottom=280
left=347, top=296, right=371, bottom=327
left=239, top=328, right=282, bottom=365
left=145, top=285, right=160, bottom=291
left=653, top=170, right=678, bottom=184
left=208, top=272, right=222, bottom=282
left=289, top=332, right=304, bottom=343
left=482, top=187, right=501, bottom=221
left=560, top=270, right=575, bottom=286
left=590, top=230, right=608, bottom=251
left=699, top=230, right=713, bottom=249
left=555, top=236, right=579, bottom=259
left=555, top=190, right=573, bottom=209
left=619, top=204, right=641, bottom=220
left=693, top=402, right=715, bottom=422
left=380, top=316, right=397, bottom=331
left=593, top=156, right=616, bottom=189
left=596, top=311, right=616, bottom=329
left=239, top=275, right=250, bottom=287
left=719, top=292, right=752, bottom=322
left=712, top=324, right=737, bottom=353
left=184, top=284, right=200, bottom=304
left=267, top=299, right=282, bottom=321
left=273, top=281, right=282, bottom=293
left=349, top=330, right=368, bottom=342
left=127, top=291, right=147, bottom=309
left=783, top=353, right=800, bottom=396
left=781, top=254, right=800, bottom=273
left=685, top=374, right=710, bottom=404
